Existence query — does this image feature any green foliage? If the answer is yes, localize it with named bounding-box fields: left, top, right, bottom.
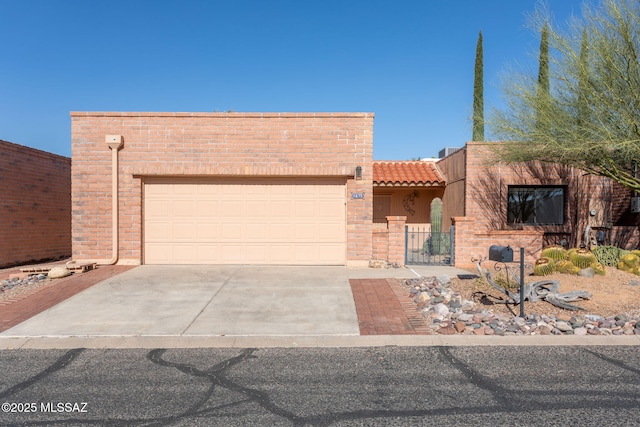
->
left=592, top=245, right=625, bottom=266
left=491, top=0, right=640, bottom=192
left=569, top=248, right=597, bottom=269
left=491, top=272, right=520, bottom=291
left=473, top=31, right=484, bottom=141
left=429, top=199, right=443, bottom=254
left=541, top=246, right=568, bottom=261
left=533, top=257, right=555, bottom=276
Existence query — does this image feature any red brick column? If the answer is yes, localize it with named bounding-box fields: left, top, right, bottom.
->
left=386, top=216, right=407, bottom=267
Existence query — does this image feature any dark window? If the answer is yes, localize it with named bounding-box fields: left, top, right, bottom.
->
left=507, top=186, right=565, bottom=225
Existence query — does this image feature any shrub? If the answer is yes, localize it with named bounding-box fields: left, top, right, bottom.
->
left=592, top=245, right=624, bottom=267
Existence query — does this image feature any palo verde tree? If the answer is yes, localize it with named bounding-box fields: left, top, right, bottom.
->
left=491, top=0, right=640, bottom=192
left=472, top=31, right=485, bottom=141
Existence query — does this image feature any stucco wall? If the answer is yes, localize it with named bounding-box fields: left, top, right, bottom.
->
left=71, top=112, right=374, bottom=265
left=0, top=140, right=71, bottom=267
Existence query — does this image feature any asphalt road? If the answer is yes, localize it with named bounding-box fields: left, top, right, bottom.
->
left=1, top=346, right=639, bottom=426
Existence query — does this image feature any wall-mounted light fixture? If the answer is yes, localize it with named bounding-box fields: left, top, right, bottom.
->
left=355, top=166, right=362, bottom=180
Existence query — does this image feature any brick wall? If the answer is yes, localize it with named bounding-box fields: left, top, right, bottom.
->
left=372, top=228, right=389, bottom=261
left=71, top=112, right=374, bottom=265
left=0, top=140, right=71, bottom=267
left=370, top=216, right=406, bottom=266
left=446, top=142, right=639, bottom=270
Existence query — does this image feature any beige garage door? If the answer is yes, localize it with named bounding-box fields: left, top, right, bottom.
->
left=144, top=178, right=346, bottom=265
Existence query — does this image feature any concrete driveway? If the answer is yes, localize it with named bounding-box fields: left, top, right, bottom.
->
left=0, top=266, right=360, bottom=337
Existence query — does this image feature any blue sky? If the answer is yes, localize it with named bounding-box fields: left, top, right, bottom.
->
left=0, top=0, right=590, bottom=159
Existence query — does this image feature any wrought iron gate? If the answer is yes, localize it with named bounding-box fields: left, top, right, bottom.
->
left=405, top=225, right=454, bottom=265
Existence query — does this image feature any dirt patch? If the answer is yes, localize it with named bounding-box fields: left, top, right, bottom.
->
left=450, top=266, right=640, bottom=319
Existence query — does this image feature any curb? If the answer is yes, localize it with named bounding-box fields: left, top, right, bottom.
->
left=2, top=334, right=639, bottom=349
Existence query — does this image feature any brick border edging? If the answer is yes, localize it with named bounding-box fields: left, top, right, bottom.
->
left=349, top=278, right=431, bottom=335
left=384, top=278, right=431, bottom=334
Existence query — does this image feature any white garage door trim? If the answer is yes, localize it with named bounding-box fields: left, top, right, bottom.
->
left=143, top=177, right=347, bottom=265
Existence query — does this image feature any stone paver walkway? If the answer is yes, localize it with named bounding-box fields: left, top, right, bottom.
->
left=349, top=278, right=429, bottom=335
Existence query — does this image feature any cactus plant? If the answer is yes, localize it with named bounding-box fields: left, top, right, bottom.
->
left=592, top=245, right=624, bottom=267
left=533, top=257, right=555, bottom=276
left=556, top=259, right=579, bottom=275
left=591, top=262, right=606, bottom=276
left=620, top=253, right=639, bottom=269
left=429, top=198, right=443, bottom=255
left=631, top=249, right=640, bottom=258
left=618, top=260, right=632, bottom=273
left=541, top=246, right=568, bottom=261
left=569, top=248, right=597, bottom=269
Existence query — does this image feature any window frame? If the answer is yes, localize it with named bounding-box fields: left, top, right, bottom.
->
left=507, top=185, right=566, bottom=226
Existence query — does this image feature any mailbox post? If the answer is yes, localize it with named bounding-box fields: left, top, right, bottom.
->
left=488, top=245, right=526, bottom=318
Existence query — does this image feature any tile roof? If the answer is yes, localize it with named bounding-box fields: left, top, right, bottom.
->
left=373, top=161, right=446, bottom=187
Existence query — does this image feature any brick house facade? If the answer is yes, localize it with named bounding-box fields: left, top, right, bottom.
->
left=437, top=142, right=640, bottom=270
left=71, top=112, right=373, bottom=266
left=0, top=140, right=71, bottom=267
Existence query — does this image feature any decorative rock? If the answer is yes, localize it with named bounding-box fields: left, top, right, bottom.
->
left=437, top=325, right=456, bottom=335
left=436, top=275, right=451, bottom=286
left=555, top=321, right=573, bottom=332
left=578, top=268, right=595, bottom=278
left=433, top=303, right=449, bottom=316
left=539, top=325, right=553, bottom=335
left=47, top=267, right=72, bottom=279
left=404, top=274, right=638, bottom=338
left=368, top=259, right=388, bottom=268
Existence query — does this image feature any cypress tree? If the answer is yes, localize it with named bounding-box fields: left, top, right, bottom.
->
left=535, top=24, right=550, bottom=135
left=538, top=24, right=550, bottom=94
left=577, top=29, right=589, bottom=134
left=472, top=31, right=484, bottom=141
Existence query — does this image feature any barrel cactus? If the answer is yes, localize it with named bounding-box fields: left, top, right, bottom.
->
left=556, top=259, right=579, bottom=275
left=533, top=257, right=555, bottom=276
left=591, top=262, right=606, bottom=276
left=618, top=261, right=631, bottom=273
left=541, top=246, right=568, bottom=262
left=569, top=248, right=597, bottom=269
left=631, top=249, right=640, bottom=258
left=618, top=253, right=639, bottom=273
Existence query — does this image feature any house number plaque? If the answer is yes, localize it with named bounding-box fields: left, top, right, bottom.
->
left=351, top=192, right=365, bottom=199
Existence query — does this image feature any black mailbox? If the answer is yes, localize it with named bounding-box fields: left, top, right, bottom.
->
left=489, top=245, right=514, bottom=262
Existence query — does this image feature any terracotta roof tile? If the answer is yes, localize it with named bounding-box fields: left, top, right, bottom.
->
left=373, top=161, right=446, bottom=187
